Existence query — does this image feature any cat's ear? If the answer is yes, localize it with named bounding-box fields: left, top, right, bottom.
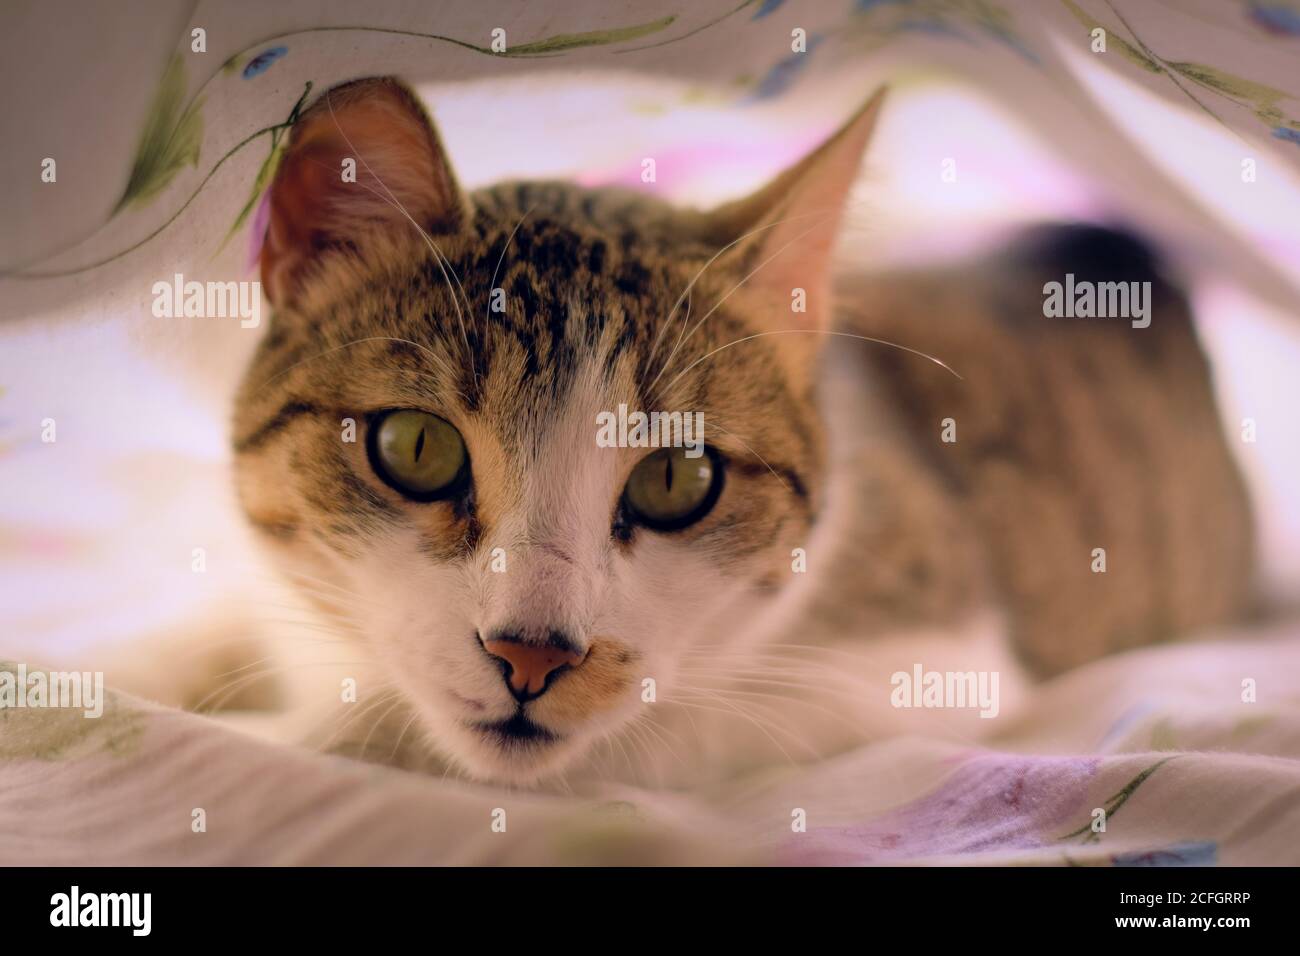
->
left=704, top=88, right=886, bottom=330
left=260, top=76, right=467, bottom=309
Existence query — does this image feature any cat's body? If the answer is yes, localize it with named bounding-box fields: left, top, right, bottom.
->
left=831, top=231, right=1254, bottom=676
left=229, top=78, right=1253, bottom=789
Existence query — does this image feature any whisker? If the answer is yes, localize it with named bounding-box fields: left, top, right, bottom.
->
left=674, top=680, right=865, bottom=729
left=633, top=712, right=689, bottom=773
left=647, top=203, right=856, bottom=382
left=189, top=658, right=369, bottom=714
left=662, top=329, right=962, bottom=396
left=320, top=686, right=402, bottom=752
left=359, top=696, right=408, bottom=760
left=485, top=202, right=538, bottom=328
left=700, top=418, right=791, bottom=493
left=650, top=215, right=831, bottom=392
left=387, top=709, right=423, bottom=762
left=322, top=91, right=475, bottom=367
left=661, top=692, right=807, bottom=763
left=620, top=721, right=657, bottom=786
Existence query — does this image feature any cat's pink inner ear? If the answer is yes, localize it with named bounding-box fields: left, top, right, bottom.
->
left=710, top=87, right=887, bottom=330
left=260, top=77, right=464, bottom=308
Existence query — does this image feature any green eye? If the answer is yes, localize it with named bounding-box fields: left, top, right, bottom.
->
left=622, top=447, right=723, bottom=531
left=367, top=410, right=468, bottom=500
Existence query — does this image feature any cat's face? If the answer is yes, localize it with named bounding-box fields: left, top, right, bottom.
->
left=233, top=78, right=880, bottom=784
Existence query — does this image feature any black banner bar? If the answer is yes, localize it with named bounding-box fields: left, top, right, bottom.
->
left=3, top=865, right=1283, bottom=942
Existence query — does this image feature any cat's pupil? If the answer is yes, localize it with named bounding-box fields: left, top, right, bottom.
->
left=414, top=426, right=426, bottom=462
left=664, top=456, right=674, bottom=493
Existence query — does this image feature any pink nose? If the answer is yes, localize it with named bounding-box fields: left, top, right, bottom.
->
left=481, top=635, right=585, bottom=702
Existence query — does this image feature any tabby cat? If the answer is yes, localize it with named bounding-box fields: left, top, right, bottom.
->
left=231, top=77, right=1253, bottom=787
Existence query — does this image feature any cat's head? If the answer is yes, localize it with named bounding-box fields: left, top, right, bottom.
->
left=233, top=77, right=882, bottom=784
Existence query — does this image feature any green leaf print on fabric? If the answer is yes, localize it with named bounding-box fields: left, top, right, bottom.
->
left=1057, top=756, right=1177, bottom=844
left=1060, top=0, right=1163, bottom=73
left=503, top=16, right=677, bottom=55
left=1060, top=0, right=1300, bottom=132
left=222, top=82, right=313, bottom=248
left=1166, top=61, right=1297, bottom=127
left=114, top=55, right=204, bottom=215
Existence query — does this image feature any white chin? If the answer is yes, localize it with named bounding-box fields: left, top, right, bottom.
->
left=440, top=716, right=582, bottom=786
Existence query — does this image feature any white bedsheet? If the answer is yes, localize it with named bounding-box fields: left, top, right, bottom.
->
left=4, top=620, right=1297, bottom=866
